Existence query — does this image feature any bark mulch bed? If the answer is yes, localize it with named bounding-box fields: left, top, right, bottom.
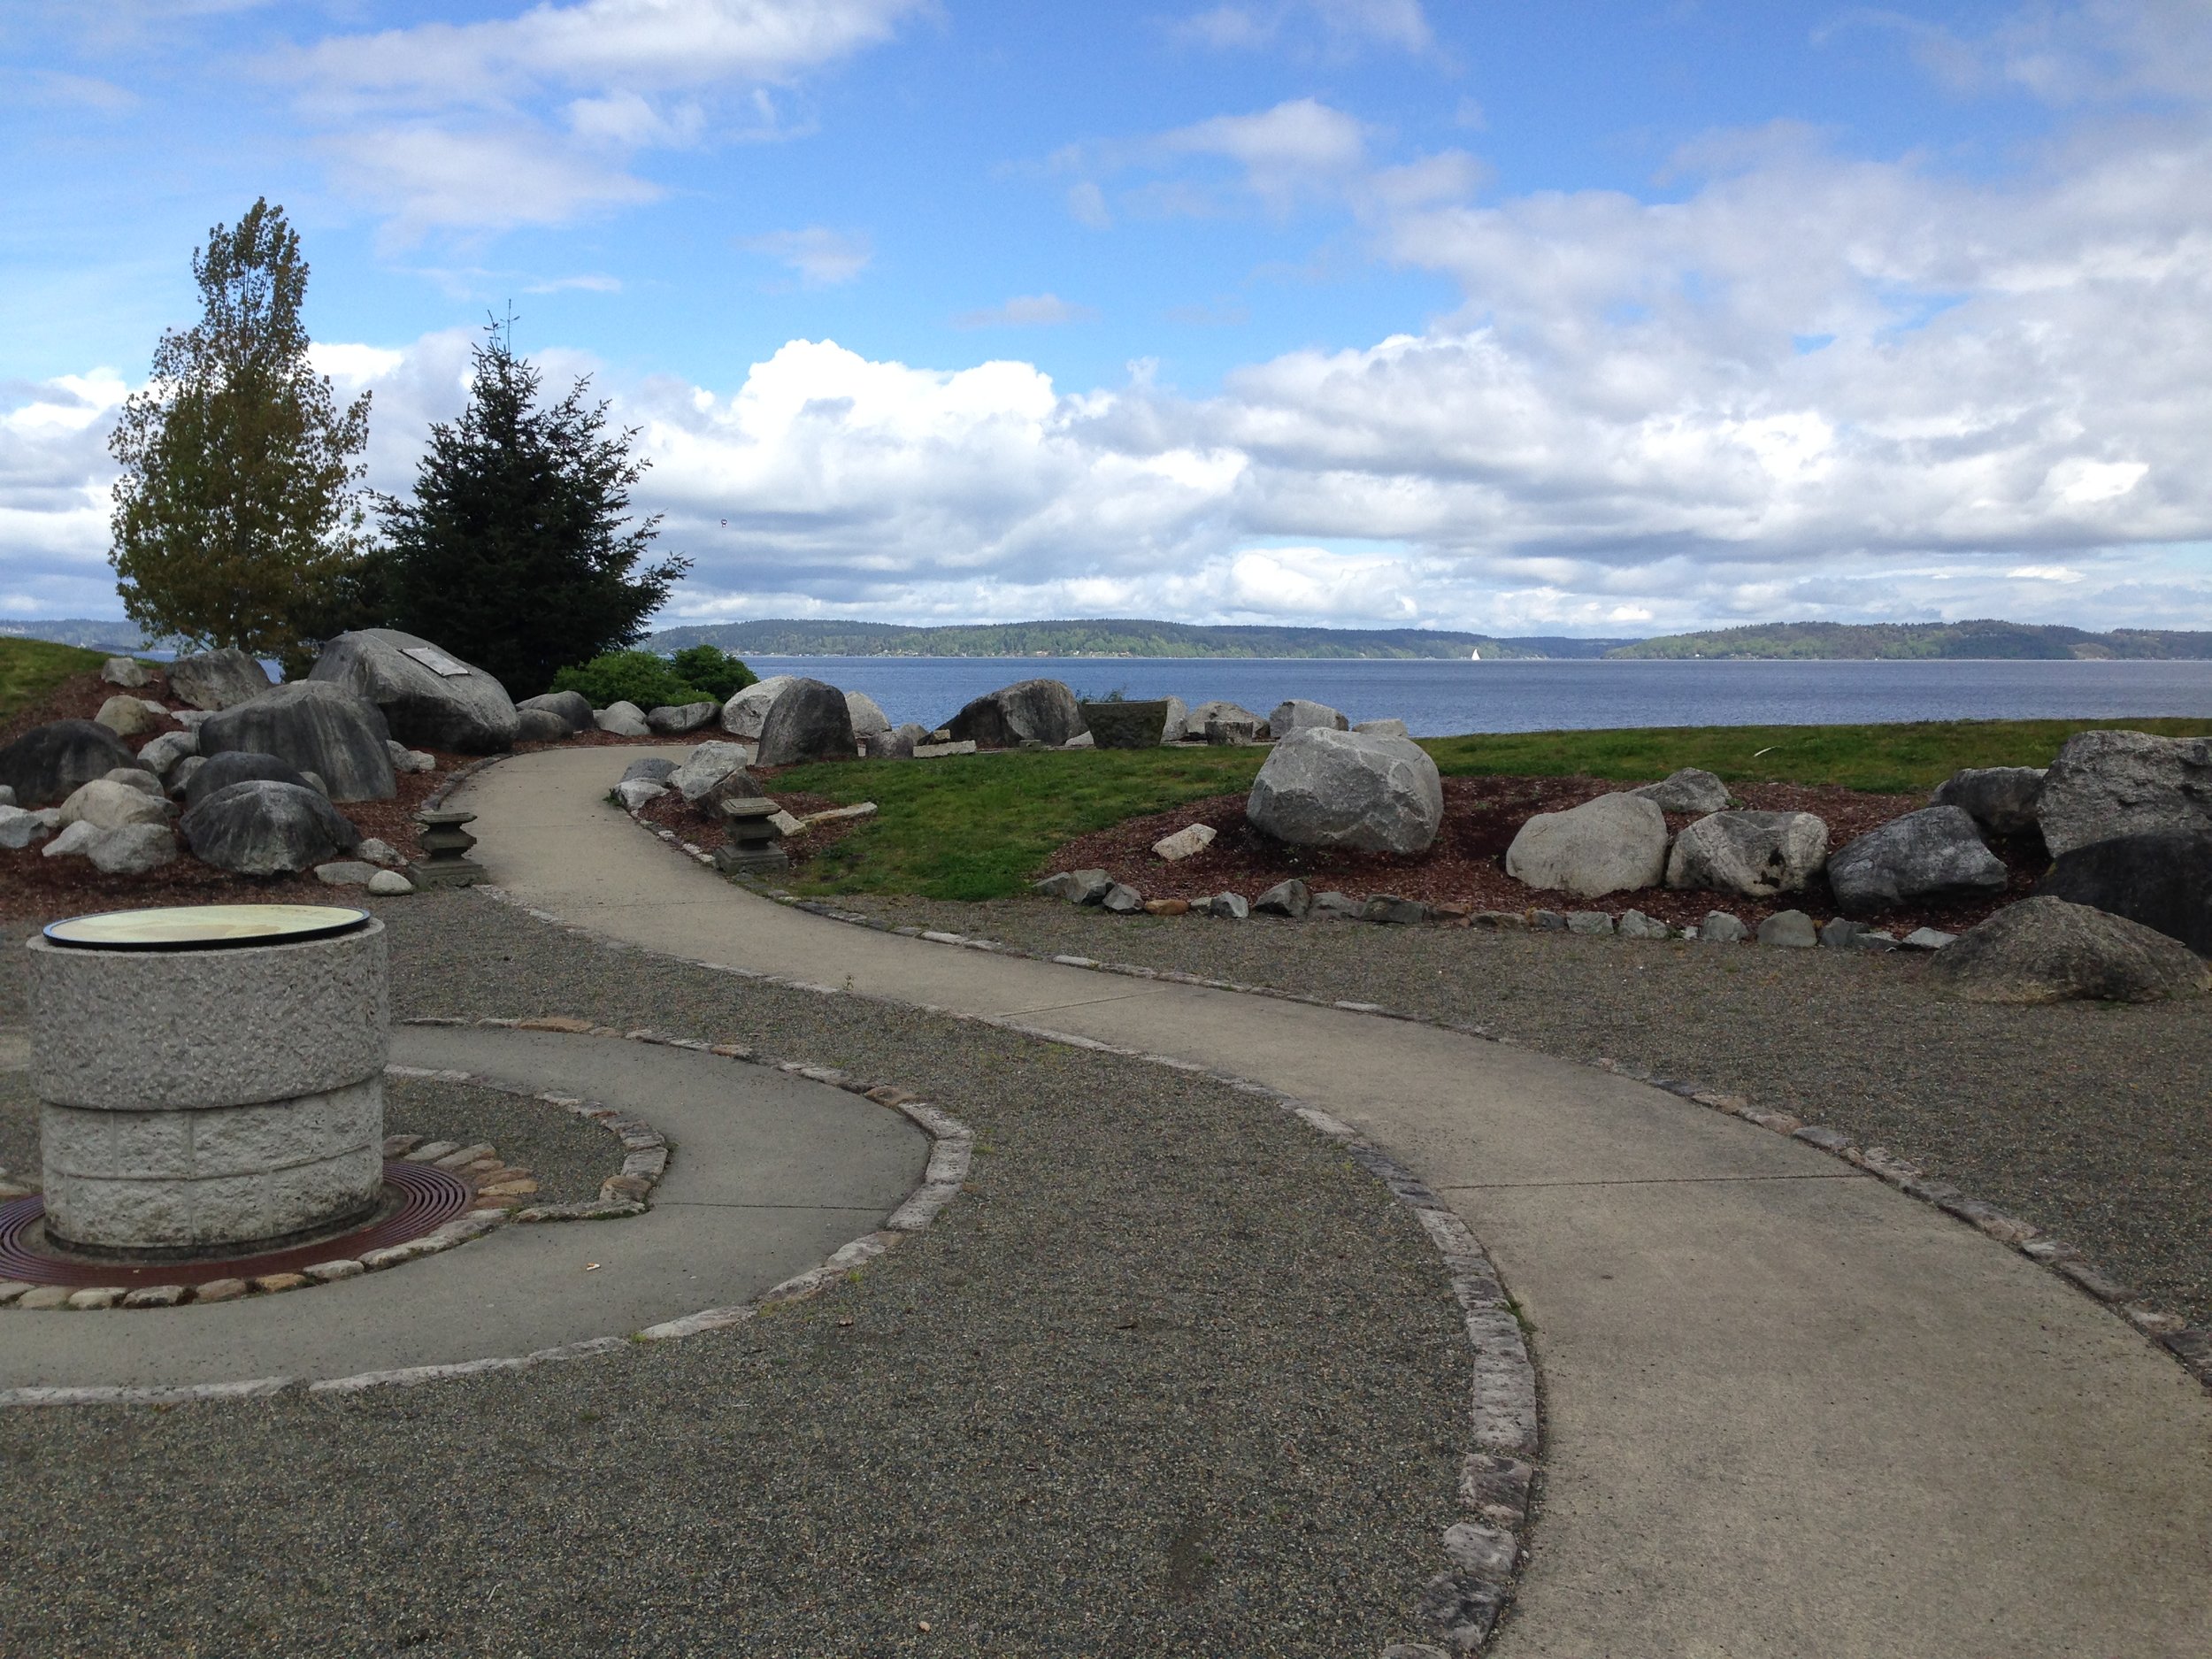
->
left=1045, top=774, right=2047, bottom=938
left=634, top=776, right=872, bottom=871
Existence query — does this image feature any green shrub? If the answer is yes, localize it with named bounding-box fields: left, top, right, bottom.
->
left=551, top=649, right=712, bottom=711
left=668, top=644, right=757, bottom=700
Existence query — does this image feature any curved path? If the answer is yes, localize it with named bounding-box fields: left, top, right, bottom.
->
left=459, top=746, right=2212, bottom=1659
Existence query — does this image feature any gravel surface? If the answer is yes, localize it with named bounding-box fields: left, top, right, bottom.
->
left=0, top=894, right=1467, bottom=1658
left=385, top=1076, right=619, bottom=1205
left=836, top=893, right=2212, bottom=1327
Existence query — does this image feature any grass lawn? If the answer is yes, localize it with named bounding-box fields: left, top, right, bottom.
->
left=778, top=715, right=2212, bottom=901
left=0, top=638, right=109, bottom=726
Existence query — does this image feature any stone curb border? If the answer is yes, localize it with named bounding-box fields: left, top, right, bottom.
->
left=478, top=870, right=1544, bottom=1656
left=0, top=1027, right=972, bottom=1413
left=749, top=885, right=2212, bottom=1395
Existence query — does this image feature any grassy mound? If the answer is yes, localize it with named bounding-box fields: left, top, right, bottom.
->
left=768, top=716, right=2212, bottom=902
left=0, top=638, right=109, bottom=725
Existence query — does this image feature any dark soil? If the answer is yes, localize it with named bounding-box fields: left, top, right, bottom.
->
left=1043, top=774, right=2048, bottom=936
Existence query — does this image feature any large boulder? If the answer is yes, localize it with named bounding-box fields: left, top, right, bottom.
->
left=518, top=690, right=593, bottom=734
left=180, top=780, right=361, bottom=876
left=594, top=701, right=650, bottom=736
left=1930, top=766, right=2046, bottom=837
left=1928, top=896, right=2209, bottom=1004
left=1504, top=792, right=1667, bottom=897
left=1632, top=768, right=1731, bottom=815
left=845, top=691, right=892, bottom=742
left=197, top=681, right=396, bottom=802
left=185, top=749, right=311, bottom=809
left=1828, top=805, right=2007, bottom=914
left=168, top=647, right=273, bottom=711
left=0, top=720, right=137, bottom=808
left=720, top=675, right=796, bottom=740
left=2037, top=832, right=2212, bottom=956
left=947, top=680, right=1087, bottom=749
left=1159, top=696, right=1189, bottom=744
left=669, top=741, right=755, bottom=804
left=42, top=820, right=178, bottom=876
left=95, top=695, right=160, bottom=738
left=101, top=657, right=150, bottom=689
left=2037, top=729, right=2212, bottom=856
left=757, top=679, right=858, bottom=766
left=1247, top=727, right=1443, bottom=856
left=1665, top=810, right=1827, bottom=898
left=515, top=708, right=571, bottom=743
left=136, top=730, right=198, bottom=783
left=57, top=779, right=171, bottom=832
left=309, top=628, right=519, bottom=753
left=647, top=701, right=719, bottom=735
left=1266, top=699, right=1349, bottom=738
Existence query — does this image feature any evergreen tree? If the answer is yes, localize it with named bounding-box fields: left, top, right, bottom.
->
left=108, top=198, right=373, bottom=676
left=374, top=319, right=689, bottom=699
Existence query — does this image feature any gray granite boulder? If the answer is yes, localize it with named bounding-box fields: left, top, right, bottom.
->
left=180, top=780, right=361, bottom=875
left=720, top=675, right=796, bottom=740
left=1929, top=896, right=2208, bottom=1004
left=1930, top=766, right=2046, bottom=837
left=1207, top=892, right=1251, bottom=919
left=1254, top=878, right=1311, bottom=918
left=1159, top=697, right=1189, bottom=744
left=1035, top=869, right=1114, bottom=903
left=1504, top=792, right=1666, bottom=897
left=0, top=720, right=137, bottom=808
left=168, top=647, right=273, bottom=711
left=1665, top=810, right=1827, bottom=898
left=101, top=656, right=150, bottom=688
left=1100, top=881, right=1144, bottom=914
left=1631, top=768, right=1731, bottom=815
left=186, top=749, right=313, bottom=808
left=647, top=701, right=719, bottom=735
left=1700, top=911, right=1748, bottom=943
left=516, top=707, right=571, bottom=743
left=57, top=779, right=170, bottom=831
left=198, top=681, right=396, bottom=802
left=757, top=679, right=857, bottom=767
left=866, top=723, right=929, bottom=760
left=669, top=741, right=755, bottom=804
left=619, top=757, right=679, bottom=786
left=136, top=729, right=198, bottom=782
left=386, top=740, right=434, bottom=773
left=1187, top=700, right=1263, bottom=738
left=102, top=767, right=163, bottom=799
left=310, top=628, right=518, bottom=753
left=2037, top=729, right=2212, bottom=856
left=1828, top=805, right=2006, bottom=914
left=2036, top=831, right=2212, bottom=956
left=518, top=689, right=594, bottom=734
left=0, top=803, right=52, bottom=849
left=1266, top=699, right=1348, bottom=738
left=42, top=819, right=177, bottom=875
left=594, top=701, right=650, bottom=736
left=95, top=694, right=160, bottom=738
left=845, top=691, right=892, bottom=742
left=948, top=679, right=1087, bottom=749
left=1757, top=909, right=1817, bottom=947
left=1248, top=727, right=1444, bottom=856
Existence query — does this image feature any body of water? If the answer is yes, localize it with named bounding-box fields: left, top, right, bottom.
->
left=740, top=655, right=2212, bottom=738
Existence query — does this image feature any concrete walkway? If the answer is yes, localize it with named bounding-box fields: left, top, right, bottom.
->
left=1, top=1026, right=923, bottom=1389
left=460, top=746, right=2212, bottom=1659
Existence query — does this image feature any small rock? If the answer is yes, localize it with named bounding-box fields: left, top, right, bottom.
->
left=121, top=1286, right=188, bottom=1309
left=1757, top=909, right=1817, bottom=948
left=1900, top=926, right=1955, bottom=950
left=94, top=694, right=161, bottom=738
left=44, top=820, right=178, bottom=875
left=594, top=701, right=652, bottom=737
left=1152, top=823, right=1217, bottom=861
left=1471, top=910, right=1528, bottom=928
left=1566, top=910, right=1615, bottom=935
left=1311, top=889, right=1360, bottom=918
left=1363, top=895, right=1431, bottom=925
left=168, top=755, right=205, bottom=795
left=0, top=805, right=51, bottom=850
left=620, top=757, right=679, bottom=785
left=1855, top=930, right=1900, bottom=952
left=616, top=779, right=668, bottom=810
left=1206, top=892, right=1250, bottom=919
left=1819, top=916, right=1867, bottom=949
left=366, top=870, right=414, bottom=896
left=0, top=785, right=12, bottom=807
left=102, top=766, right=163, bottom=798
left=1063, top=731, right=1095, bottom=749
left=314, top=860, right=380, bottom=887
left=66, top=1287, right=126, bottom=1310
left=357, top=837, right=404, bottom=867
left=18, top=1286, right=73, bottom=1310
left=1144, top=898, right=1192, bottom=916
left=1617, top=909, right=1669, bottom=939
left=193, top=1278, right=249, bottom=1303
left=386, top=741, right=437, bottom=773
left=251, top=1272, right=310, bottom=1294
left=58, top=778, right=169, bottom=831
left=1931, top=766, right=2046, bottom=837
left=1631, top=767, right=1732, bottom=814
left=670, top=741, right=754, bottom=803
left=867, top=723, right=929, bottom=760
left=1700, top=910, right=1747, bottom=942
left=135, top=731, right=198, bottom=780
left=515, top=707, right=571, bottom=743
left=1253, top=878, right=1311, bottom=918
left=102, top=656, right=150, bottom=688
left=1034, top=869, right=1113, bottom=904
left=1532, top=909, right=1569, bottom=929
left=303, top=1260, right=365, bottom=1284
left=1100, top=881, right=1144, bottom=914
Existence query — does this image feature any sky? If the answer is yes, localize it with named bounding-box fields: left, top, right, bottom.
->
left=5, top=0, right=2212, bottom=638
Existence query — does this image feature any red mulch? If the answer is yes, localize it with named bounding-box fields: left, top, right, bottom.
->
left=1043, top=774, right=2049, bottom=935
left=635, top=776, right=871, bottom=871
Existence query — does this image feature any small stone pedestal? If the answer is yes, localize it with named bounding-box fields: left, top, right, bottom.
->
left=28, top=905, right=388, bottom=1256
left=414, top=807, right=480, bottom=888
left=713, top=796, right=789, bottom=877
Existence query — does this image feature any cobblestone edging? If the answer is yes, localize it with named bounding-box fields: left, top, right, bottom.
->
left=483, top=872, right=1544, bottom=1657
left=749, top=887, right=2212, bottom=1396
left=0, top=1026, right=973, bottom=1412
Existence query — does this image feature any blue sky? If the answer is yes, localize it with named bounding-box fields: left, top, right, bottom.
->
left=7, top=1, right=2212, bottom=635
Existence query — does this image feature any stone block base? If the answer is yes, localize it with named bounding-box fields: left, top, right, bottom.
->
left=40, top=1079, right=385, bottom=1253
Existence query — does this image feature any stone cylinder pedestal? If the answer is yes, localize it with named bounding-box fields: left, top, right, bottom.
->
left=28, top=915, right=388, bottom=1255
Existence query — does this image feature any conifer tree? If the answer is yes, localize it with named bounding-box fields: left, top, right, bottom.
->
left=373, top=318, right=689, bottom=699
left=108, top=198, right=372, bottom=675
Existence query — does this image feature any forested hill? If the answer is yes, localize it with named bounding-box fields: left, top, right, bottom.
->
left=1607, top=620, right=2212, bottom=660
left=646, top=618, right=1634, bottom=659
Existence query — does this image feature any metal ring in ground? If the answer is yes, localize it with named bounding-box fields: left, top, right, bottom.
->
left=0, top=1163, right=474, bottom=1289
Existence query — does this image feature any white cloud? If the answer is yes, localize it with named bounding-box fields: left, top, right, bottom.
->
left=952, top=294, right=1100, bottom=328
left=278, top=0, right=923, bottom=237
left=1174, top=1, right=1432, bottom=55
left=743, top=227, right=874, bottom=287
left=1162, top=98, right=1371, bottom=209
left=1065, top=180, right=1112, bottom=229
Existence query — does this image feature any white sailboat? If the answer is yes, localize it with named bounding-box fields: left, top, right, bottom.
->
left=1469, top=648, right=1481, bottom=661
